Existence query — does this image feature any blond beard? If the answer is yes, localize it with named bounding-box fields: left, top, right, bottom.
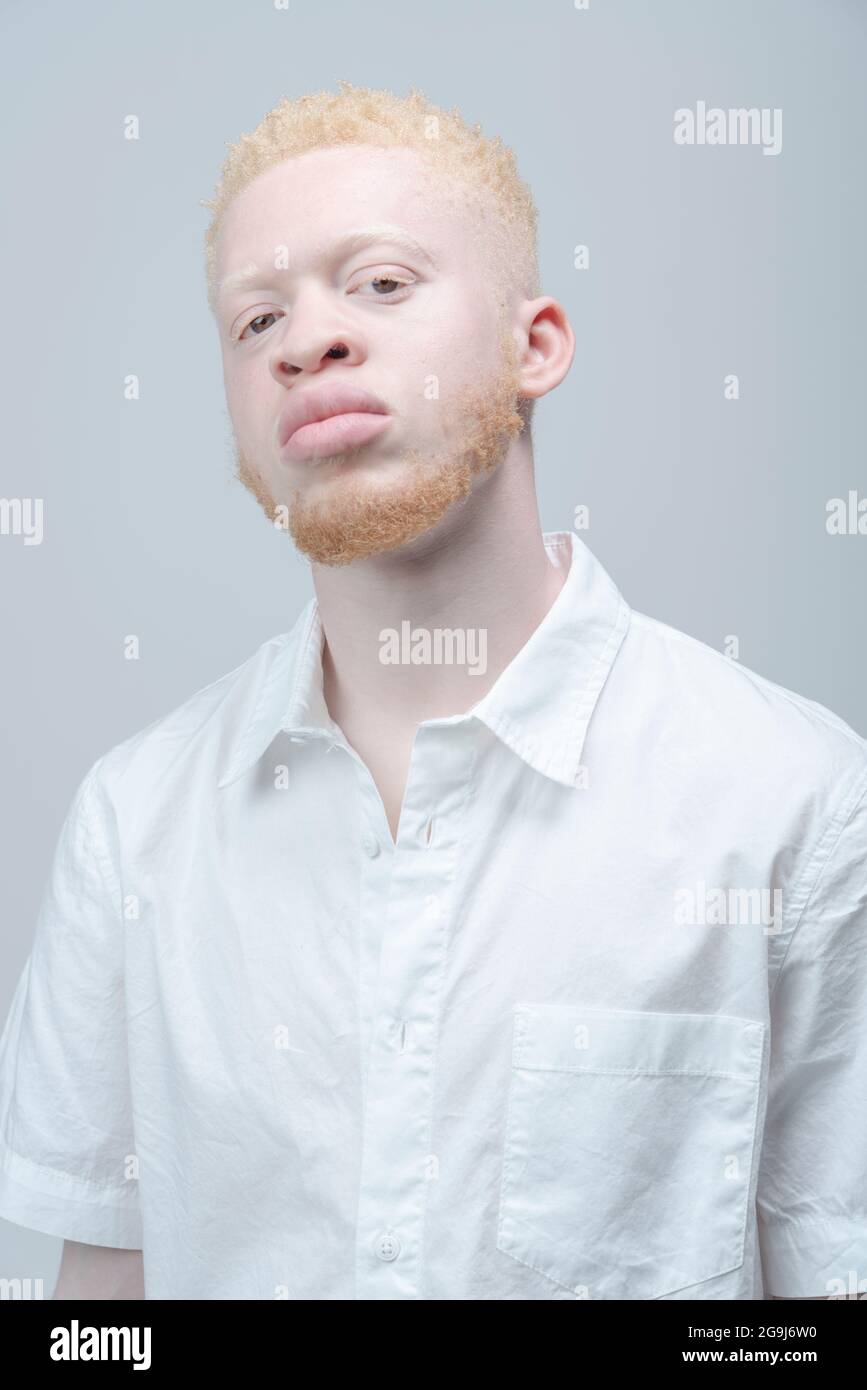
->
left=231, top=322, right=527, bottom=567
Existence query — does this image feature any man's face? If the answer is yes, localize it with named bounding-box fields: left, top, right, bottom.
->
left=213, top=144, right=527, bottom=565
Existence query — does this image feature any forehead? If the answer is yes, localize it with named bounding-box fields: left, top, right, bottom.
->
left=214, top=143, right=479, bottom=278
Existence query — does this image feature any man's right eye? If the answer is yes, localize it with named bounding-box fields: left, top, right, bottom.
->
left=238, top=311, right=281, bottom=340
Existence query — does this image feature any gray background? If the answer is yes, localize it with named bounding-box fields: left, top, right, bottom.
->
left=1, top=0, right=865, bottom=1290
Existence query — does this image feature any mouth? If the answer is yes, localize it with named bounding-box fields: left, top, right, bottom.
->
left=281, top=410, right=392, bottom=462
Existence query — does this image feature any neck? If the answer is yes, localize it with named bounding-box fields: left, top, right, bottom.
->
left=312, top=447, right=567, bottom=732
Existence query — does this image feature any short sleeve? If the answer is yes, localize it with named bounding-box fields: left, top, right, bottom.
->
left=0, top=758, right=142, bottom=1248
left=756, top=773, right=867, bottom=1298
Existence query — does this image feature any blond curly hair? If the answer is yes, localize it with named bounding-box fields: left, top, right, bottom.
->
left=200, top=80, right=541, bottom=318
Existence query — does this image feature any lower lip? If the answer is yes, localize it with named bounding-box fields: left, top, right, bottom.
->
left=281, top=411, right=391, bottom=461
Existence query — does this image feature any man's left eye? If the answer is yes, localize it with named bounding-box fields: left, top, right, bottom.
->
left=353, top=275, right=414, bottom=298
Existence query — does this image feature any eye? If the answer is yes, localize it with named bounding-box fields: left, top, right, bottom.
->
left=351, top=273, right=415, bottom=300
left=238, top=310, right=282, bottom=340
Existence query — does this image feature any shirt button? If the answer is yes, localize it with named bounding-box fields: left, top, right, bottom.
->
left=362, top=833, right=380, bottom=859
left=374, top=1230, right=401, bottom=1261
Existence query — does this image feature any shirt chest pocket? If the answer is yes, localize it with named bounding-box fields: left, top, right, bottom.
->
left=497, top=1003, right=766, bottom=1299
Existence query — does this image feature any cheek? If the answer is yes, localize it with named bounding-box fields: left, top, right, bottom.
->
left=220, top=351, right=242, bottom=412
left=442, top=282, right=501, bottom=370
left=222, top=354, right=269, bottom=434
left=399, top=292, right=485, bottom=395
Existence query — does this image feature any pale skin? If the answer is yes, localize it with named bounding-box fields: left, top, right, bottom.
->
left=217, top=144, right=571, bottom=845
left=53, top=1241, right=144, bottom=1299
left=54, top=143, right=847, bottom=1299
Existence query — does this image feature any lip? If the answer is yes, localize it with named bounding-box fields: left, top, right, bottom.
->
left=278, top=385, right=391, bottom=461
left=282, top=411, right=392, bottom=461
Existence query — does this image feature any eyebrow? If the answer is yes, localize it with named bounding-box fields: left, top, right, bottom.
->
left=217, top=225, right=438, bottom=300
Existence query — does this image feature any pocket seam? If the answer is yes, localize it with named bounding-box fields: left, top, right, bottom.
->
left=514, top=1002, right=764, bottom=1081
left=514, top=1063, right=758, bottom=1080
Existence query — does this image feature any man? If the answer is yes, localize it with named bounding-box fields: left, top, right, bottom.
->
left=1, top=82, right=865, bottom=1301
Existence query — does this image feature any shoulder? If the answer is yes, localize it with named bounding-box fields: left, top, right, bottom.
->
left=86, top=629, right=297, bottom=817
left=617, top=611, right=867, bottom=858
left=625, top=607, right=867, bottom=771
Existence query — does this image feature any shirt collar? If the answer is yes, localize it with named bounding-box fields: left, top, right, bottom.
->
left=217, top=530, right=631, bottom=791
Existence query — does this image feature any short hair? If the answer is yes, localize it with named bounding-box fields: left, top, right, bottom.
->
left=200, top=80, right=541, bottom=318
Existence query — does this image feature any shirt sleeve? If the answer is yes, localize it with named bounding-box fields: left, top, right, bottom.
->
left=756, top=772, right=867, bottom=1298
left=0, top=757, right=142, bottom=1248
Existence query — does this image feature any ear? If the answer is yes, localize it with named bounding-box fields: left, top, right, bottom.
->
left=515, top=297, right=576, bottom=401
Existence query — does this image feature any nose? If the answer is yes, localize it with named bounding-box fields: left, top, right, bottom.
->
left=267, top=286, right=361, bottom=383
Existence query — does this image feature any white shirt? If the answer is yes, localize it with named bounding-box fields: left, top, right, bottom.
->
left=1, top=529, right=866, bottom=1301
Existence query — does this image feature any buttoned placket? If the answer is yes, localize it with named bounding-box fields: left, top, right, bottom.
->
left=316, top=717, right=477, bottom=1299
